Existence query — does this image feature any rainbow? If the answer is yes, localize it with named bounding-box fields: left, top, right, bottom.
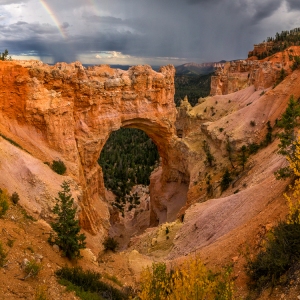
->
left=39, top=0, right=67, bottom=38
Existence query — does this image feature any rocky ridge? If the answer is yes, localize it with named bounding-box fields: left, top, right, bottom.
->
left=210, top=45, right=300, bottom=95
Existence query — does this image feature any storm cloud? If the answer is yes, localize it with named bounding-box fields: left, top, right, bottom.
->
left=0, top=0, right=299, bottom=65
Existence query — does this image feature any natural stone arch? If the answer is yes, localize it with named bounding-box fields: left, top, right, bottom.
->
left=70, top=64, right=188, bottom=234
left=0, top=61, right=190, bottom=236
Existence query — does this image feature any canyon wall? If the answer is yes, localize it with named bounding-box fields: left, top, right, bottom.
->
left=210, top=46, right=300, bottom=96
left=210, top=60, right=282, bottom=95
left=0, top=61, right=189, bottom=235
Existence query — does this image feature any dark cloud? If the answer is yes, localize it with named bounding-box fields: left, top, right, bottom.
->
left=0, top=22, right=60, bottom=38
left=286, top=0, right=300, bottom=11
left=186, top=0, right=221, bottom=5
left=82, top=15, right=124, bottom=25
left=250, top=0, right=283, bottom=22
left=1, top=0, right=298, bottom=64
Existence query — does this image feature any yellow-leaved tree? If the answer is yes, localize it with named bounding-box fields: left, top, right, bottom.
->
left=284, top=131, right=300, bottom=224
left=245, top=131, right=300, bottom=291
left=138, top=255, right=235, bottom=300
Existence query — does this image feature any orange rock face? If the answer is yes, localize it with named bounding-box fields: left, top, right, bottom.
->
left=210, top=46, right=300, bottom=95
left=0, top=60, right=188, bottom=234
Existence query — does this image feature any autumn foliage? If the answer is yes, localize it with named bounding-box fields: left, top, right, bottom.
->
left=138, top=255, right=235, bottom=300
left=245, top=131, right=300, bottom=291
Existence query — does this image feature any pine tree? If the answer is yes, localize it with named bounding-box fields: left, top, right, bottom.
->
left=49, top=181, right=86, bottom=259
left=220, top=169, right=232, bottom=192
left=203, top=140, right=215, bottom=167
left=237, top=145, right=248, bottom=171
left=0, top=49, right=11, bottom=61
left=226, top=139, right=235, bottom=169
left=275, top=95, right=300, bottom=179
left=264, top=121, right=273, bottom=145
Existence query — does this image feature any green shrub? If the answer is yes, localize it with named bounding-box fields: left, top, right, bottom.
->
left=102, top=273, right=123, bottom=287
left=245, top=220, right=300, bottom=291
left=103, top=237, right=118, bottom=252
left=0, top=133, right=27, bottom=152
left=24, top=260, right=42, bottom=279
left=274, top=68, right=287, bottom=87
left=11, top=192, right=19, bottom=205
left=55, top=266, right=126, bottom=300
left=248, top=143, right=260, bottom=155
left=165, top=227, right=169, bottom=235
left=0, top=189, right=9, bottom=218
left=202, top=140, right=215, bottom=167
left=220, top=169, right=232, bottom=192
left=56, top=266, right=101, bottom=291
left=51, top=159, right=66, bottom=175
left=7, top=239, right=14, bottom=248
left=57, top=279, right=101, bottom=300
left=0, top=49, right=11, bottom=61
left=237, top=145, right=248, bottom=171
left=291, top=56, right=300, bottom=71
left=20, top=207, right=36, bottom=221
left=0, top=242, right=7, bottom=267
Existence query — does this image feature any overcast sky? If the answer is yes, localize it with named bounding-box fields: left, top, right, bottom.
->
left=0, top=0, right=300, bottom=66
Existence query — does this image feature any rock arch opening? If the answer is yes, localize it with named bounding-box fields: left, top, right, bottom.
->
left=98, top=127, right=160, bottom=247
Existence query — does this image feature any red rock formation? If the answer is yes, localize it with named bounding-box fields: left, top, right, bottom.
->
left=211, top=46, right=300, bottom=95
left=0, top=60, right=188, bottom=234
left=248, top=41, right=274, bottom=58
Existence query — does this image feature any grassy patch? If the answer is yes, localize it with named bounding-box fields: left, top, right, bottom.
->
left=0, top=133, right=30, bottom=154
left=102, top=273, right=123, bottom=287
left=20, top=207, right=36, bottom=221
left=58, top=279, right=104, bottom=300
left=0, top=241, right=8, bottom=267
left=0, top=189, right=9, bottom=218
left=55, top=266, right=128, bottom=300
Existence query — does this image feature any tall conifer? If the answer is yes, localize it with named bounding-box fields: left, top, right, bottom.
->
left=49, top=181, right=86, bottom=259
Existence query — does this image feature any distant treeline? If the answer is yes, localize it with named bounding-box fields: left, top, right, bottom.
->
left=174, top=73, right=212, bottom=106
left=253, top=28, right=300, bottom=60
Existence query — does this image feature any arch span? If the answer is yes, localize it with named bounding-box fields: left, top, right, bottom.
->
left=73, top=64, right=186, bottom=233
left=1, top=61, right=190, bottom=235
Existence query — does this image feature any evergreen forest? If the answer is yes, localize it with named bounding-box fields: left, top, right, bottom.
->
left=253, top=27, right=300, bottom=59
left=174, top=73, right=212, bottom=106
left=98, top=128, right=159, bottom=213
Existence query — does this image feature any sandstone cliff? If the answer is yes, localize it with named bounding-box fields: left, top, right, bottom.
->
left=210, top=46, right=300, bottom=95
left=0, top=61, right=188, bottom=236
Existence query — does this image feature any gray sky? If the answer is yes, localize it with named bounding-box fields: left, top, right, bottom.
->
left=0, top=0, right=300, bottom=65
